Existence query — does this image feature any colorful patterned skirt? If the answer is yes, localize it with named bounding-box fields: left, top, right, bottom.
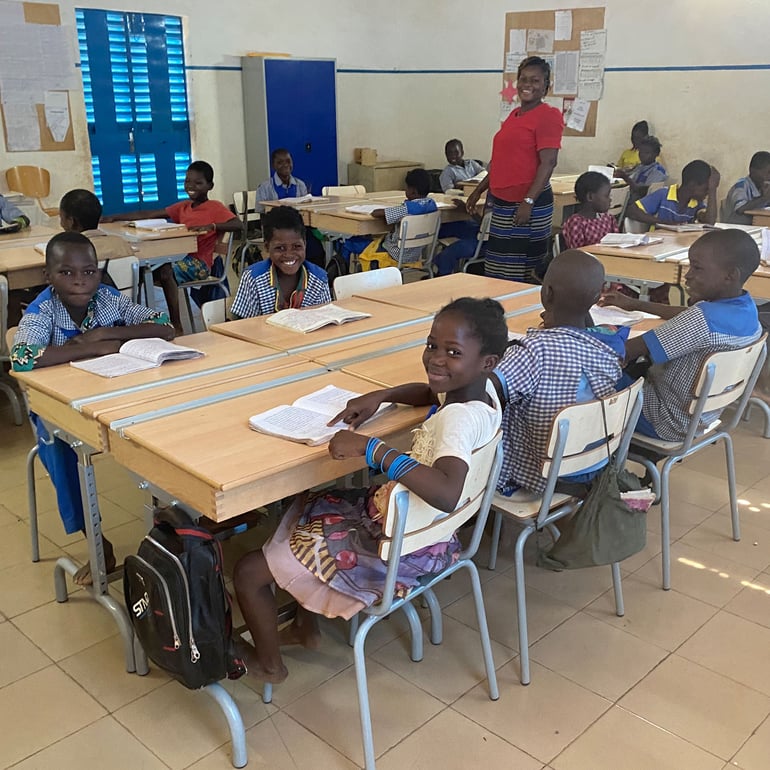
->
left=484, top=187, right=554, bottom=282
left=263, top=488, right=461, bottom=620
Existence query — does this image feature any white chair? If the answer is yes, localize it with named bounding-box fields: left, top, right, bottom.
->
left=200, top=297, right=233, bottom=330
left=232, top=191, right=263, bottom=276
left=392, top=210, right=441, bottom=278
left=462, top=210, right=493, bottom=273
left=630, top=334, right=767, bottom=590
left=263, top=433, right=504, bottom=770
left=101, top=255, right=140, bottom=301
left=322, top=185, right=366, bottom=196
left=0, top=279, right=24, bottom=425
left=177, top=233, right=235, bottom=334
left=333, top=266, right=402, bottom=300
left=488, top=378, right=644, bottom=685
left=623, top=216, right=648, bottom=234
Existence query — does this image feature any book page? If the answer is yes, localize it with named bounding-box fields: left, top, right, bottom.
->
left=590, top=304, right=659, bottom=327
left=248, top=405, right=344, bottom=445
left=266, top=304, right=371, bottom=333
left=128, top=219, right=171, bottom=228
left=345, top=204, right=383, bottom=215
left=118, top=338, right=204, bottom=365
left=293, top=385, right=363, bottom=418
left=70, top=353, right=158, bottom=378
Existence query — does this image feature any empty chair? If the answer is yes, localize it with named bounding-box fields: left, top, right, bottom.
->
left=333, top=266, right=402, bottom=300
left=6, top=166, right=59, bottom=218
left=232, top=191, right=263, bottom=276
left=392, top=210, right=441, bottom=278
left=462, top=210, right=493, bottom=272
left=321, top=185, right=367, bottom=196
left=200, top=297, right=234, bottom=329
left=101, top=256, right=140, bottom=301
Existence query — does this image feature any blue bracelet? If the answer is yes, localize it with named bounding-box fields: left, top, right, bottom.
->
left=386, top=454, right=419, bottom=482
left=365, top=437, right=384, bottom=469
left=379, top=448, right=398, bottom=472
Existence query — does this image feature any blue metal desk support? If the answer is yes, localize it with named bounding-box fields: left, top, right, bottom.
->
left=47, top=423, right=149, bottom=676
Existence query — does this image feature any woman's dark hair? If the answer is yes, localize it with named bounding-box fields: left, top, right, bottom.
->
left=517, top=56, right=551, bottom=93
left=631, top=120, right=649, bottom=136
left=638, top=135, right=662, bottom=156
left=574, top=171, right=611, bottom=204
left=187, top=160, right=214, bottom=185
left=262, top=205, right=305, bottom=242
left=436, top=297, right=508, bottom=357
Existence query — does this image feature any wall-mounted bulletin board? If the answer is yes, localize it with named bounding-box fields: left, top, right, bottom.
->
left=501, top=6, right=606, bottom=138
left=0, top=1, right=79, bottom=151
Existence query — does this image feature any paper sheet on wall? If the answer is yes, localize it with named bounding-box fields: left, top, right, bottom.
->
left=526, top=29, right=554, bottom=54
left=580, top=29, right=607, bottom=54
left=553, top=51, right=579, bottom=95
left=499, top=100, right=515, bottom=122
left=544, top=96, right=563, bottom=111
left=39, top=26, right=78, bottom=90
left=554, top=10, right=573, bottom=41
left=505, top=51, right=526, bottom=73
left=578, top=78, right=603, bottom=100
left=2, top=102, right=41, bottom=150
left=565, top=97, right=590, bottom=132
left=509, top=29, right=526, bottom=54
left=44, top=90, right=69, bottom=142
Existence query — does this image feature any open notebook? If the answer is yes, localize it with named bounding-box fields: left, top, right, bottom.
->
left=70, top=338, right=204, bottom=377
left=248, top=385, right=394, bottom=445
left=599, top=233, right=664, bottom=248
left=589, top=304, right=659, bottom=327
left=127, top=219, right=185, bottom=232
left=265, top=304, right=371, bottom=333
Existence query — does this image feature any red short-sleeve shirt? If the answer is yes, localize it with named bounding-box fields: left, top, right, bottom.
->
left=165, top=199, right=236, bottom=269
left=488, top=103, right=564, bottom=203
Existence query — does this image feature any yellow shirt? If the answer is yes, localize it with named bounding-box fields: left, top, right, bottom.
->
left=617, top=148, right=640, bottom=169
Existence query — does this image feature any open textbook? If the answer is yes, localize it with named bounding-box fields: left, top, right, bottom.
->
left=589, top=304, right=659, bottom=327
left=70, top=338, right=204, bottom=377
left=127, top=219, right=186, bottom=232
left=599, top=233, right=664, bottom=248
left=249, top=384, right=394, bottom=445
left=655, top=223, right=704, bottom=233
left=265, top=303, right=371, bottom=333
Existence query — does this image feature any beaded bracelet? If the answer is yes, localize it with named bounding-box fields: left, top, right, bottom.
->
left=365, top=437, right=384, bottom=469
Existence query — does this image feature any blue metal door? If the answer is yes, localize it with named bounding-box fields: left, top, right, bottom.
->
left=264, top=59, right=338, bottom=194
left=76, top=9, right=191, bottom=214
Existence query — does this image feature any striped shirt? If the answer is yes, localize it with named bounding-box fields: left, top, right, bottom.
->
left=721, top=176, right=761, bottom=225
left=11, top=285, right=170, bottom=371
left=494, top=326, right=624, bottom=494
left=636, top=184, right=704, bottom=224
left=641, top=292, right=761, bottom=441
left=230, top=259, right=331, bottom=318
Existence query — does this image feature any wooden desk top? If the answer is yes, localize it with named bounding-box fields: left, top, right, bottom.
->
left=0, top=245, right=43, bottom=272
left=109, top=370, right=425, bottom=520
left=210, top=297, right=429, bottom=352
left=0, top=225, right=59, bottom=249
left=747, top=208, right=770, bottom=223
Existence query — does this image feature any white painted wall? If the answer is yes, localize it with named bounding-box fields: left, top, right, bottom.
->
left=1, top=0, right=768, bottom=210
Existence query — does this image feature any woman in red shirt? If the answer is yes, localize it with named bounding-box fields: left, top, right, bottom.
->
left=466, top=56, right=564, bottom=282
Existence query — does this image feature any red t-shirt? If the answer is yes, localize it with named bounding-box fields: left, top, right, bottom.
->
left=165, top=199, right=236, bottom=269
left=489, top=103, right=564, bottom=203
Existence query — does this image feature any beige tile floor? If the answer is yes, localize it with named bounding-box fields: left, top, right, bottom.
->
left=2, top=395, right=770, bottom=770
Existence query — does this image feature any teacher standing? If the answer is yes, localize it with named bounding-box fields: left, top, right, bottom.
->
left=467, top=56, right=564, bottom=282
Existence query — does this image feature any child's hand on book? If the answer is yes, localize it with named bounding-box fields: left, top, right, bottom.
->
left=328, top=430, right=368, bottom=460
left=329, top=392, right=384, bottom=428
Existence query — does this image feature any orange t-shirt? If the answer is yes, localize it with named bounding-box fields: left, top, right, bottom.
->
left=489, top=103, right=564, bottom=203
left=165, top=199, right=236, bottom=268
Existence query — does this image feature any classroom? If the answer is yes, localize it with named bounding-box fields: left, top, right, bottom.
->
left=1, top=1, right=770, bottom=769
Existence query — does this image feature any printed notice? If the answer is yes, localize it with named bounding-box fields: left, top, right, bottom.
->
left=544, top=96, right=564, bottom=111
left=44, top=90, right=70, bottom=142
left=508, top=28, right=527, bottom=55
left=566, top=97, right=591, bottom=132
left=526, top=28, right=554, bottom=54
left=553, top=50, right=579, bottom=95
left=578, top=79, right=603, bottom=101
left=505, top=51, right=526, bottom=73
left=580, top=29, right=607, bottom=54
left=554, top=10, right=572, bottom=41
left=3, top=102, right=41, bottom=150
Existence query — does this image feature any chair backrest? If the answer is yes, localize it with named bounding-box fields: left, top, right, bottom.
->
left=321, top=185, right=366, bottom=196
left=5, top=325, right=16, bottom=359
left=682, top=333, right=768, bottom=441
left=394, top=210, right=441, bottom=268
left=6, top=166, right=51, bottom=199
left=201, top=298, right=230, bottom=329
left=0, top=276, right=9, bottom=358
left=379, top=431, right=503, bottom=560
left=623, top=216, right=648, bottom=234
left=103, top=255, right=139, bottom=298
left=232, top=191, right=260, bottom=224
left=538, top=378, right=645, bottom=506
left=333, top=266, right=402, bottom=300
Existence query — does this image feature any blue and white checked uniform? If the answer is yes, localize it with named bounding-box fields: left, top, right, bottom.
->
left=494, top=326, right=625, bottom=494
left=721, top=176, right=761, bottom=225
left=640, top=292, right=761, bottom=441
left=230, top=259, right=331, bottom=319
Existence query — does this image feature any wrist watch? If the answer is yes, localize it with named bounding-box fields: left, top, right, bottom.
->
left=523, top=197, right=534, bottom=205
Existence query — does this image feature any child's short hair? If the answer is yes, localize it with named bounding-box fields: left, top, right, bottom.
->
left=445, top=138, right=463, bottom=153
left=638, top=135, right=662, bottom=156
left=405, top=168, right=431, bottom=197
left=45, top=231, right=96, bottom=267
left=631, top=120, right=649, bottom=136
left=270, top=147, right=290, bottom=163
left=517, top=56, right=551, bottom=92
left=749, top=151, right=770, bottom=171
left=437, top=297, right=508, bottom=357
left=187, top=160, right=214, bottom=185
left=681, top=160, right=711, bottom=186
left=59, top=189, right=102, bottom=230
left=574, top=171, right=610, bottom=204
left=262, top=205, right=305, bottom=242
left=699, top=229, right=760, bottom=283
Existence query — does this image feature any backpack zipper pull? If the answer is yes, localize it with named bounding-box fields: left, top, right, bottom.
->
left=173, top=632, right=181, bottom=650
left=190, top=642, right=200, bottom=663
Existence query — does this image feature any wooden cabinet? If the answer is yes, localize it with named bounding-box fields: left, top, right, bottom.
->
left=347, top=161, right=424, bottom=192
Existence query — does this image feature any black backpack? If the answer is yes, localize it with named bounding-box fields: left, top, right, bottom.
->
left=124, top=506, right=246, bottom=689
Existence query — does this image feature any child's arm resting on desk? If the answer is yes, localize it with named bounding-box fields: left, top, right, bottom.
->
left=329, top=383, right=438, bottom=428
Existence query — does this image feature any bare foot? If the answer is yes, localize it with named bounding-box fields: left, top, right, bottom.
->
left=73, top=536, right=117, bottom=587
left=279, top=614, right=322, bottom=651
left=236, top=640, right=288, bottom=684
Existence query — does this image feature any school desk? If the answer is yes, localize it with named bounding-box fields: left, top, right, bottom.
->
left=0, top=245, right=46, bottom=290
left=746, top=208, right=770, bottom=227
left=0, top=224, right=59, bottom=249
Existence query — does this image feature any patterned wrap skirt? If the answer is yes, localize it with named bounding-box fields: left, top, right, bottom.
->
left=484, top=186, right=554, bottom=282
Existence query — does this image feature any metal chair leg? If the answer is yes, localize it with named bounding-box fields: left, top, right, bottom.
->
left=203, top=683, right=248, bottom=768
left=722, top=433, right=741, bottom=541
left=465, top=561, right=499, bottom=700
left=611, top=562, right=624, bottom=617
left=0, top=380, right=23, bottom=425
left=422, top=588, right=443, bottom=645
left=514, top=525, right=534, bottom=685
left=488, top=509, right=502, bottom=570
left=353, top=614, right=380, bottom=770
left=660, top=459, right=674, bottom=591
left=401, top=602, right=423, bottom=662
left=27, top=444, right=40, bottom=562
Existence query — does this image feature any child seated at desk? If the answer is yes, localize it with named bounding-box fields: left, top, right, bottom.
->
left=232, top=297, right=507, bottom=682
left=721, top=151, right=770, bottom=225
left=256, top=148, right=309, bottom=209
left=11, top=232, right=174, bottom=585
left=561, top=171, right=619, bottom=249
left=614, top=135, right=667, bottom=201
left=616, top=120, right=649, bottom=170
left=0, top=193, right=30, bottom=228
left=492, top=250, right=626, bottom=495
left=103, top=160, right=240, bottom=334
left=230, top=206, right=331, bottom=319
left=628, top=159, right=720, bottom=229
left=601, top=229, right=761, bottom=440
left=350, top=168, right=439, bottom=271
left=439, top=138, right=485, bottom=193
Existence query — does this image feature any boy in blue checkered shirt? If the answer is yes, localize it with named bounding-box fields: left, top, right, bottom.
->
left=11, top=232, right=174, bottom=584
left=231, top=206, right=331, bottom=319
